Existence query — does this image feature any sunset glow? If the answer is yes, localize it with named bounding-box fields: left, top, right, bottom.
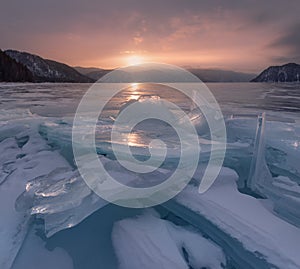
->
left=1, top=1, right=300, bottom=72
left=126, top=55, right=145, bottom=66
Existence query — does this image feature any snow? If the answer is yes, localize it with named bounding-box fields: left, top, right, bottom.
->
left=6, top=113, right=300, bottom=269
left=0, top=120, right=70, bottom=269
left=175, top=166, right=300, bottom=269
left=3, top=113, right=300, bottom=269
left=112, top=210, right=225, bottom=269
left=272, top=176, right=300, bottom=192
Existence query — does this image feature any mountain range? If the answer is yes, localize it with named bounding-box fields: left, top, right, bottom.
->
left=251, top=63, right=300, bottom=82
left=1, top=49, right=300, bottom=83
left=0, top=49, right=33, bottom=82
left=0, top=49, right=258, bottom=83
left=74, top=67, right=112, bottom=81
left=5, top=50, right=93, bottom=83
left=74, top=66, right=256, bottom=82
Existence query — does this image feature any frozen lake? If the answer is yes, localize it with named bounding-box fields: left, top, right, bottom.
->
left=1, top=82, right=300, bottom=269
left=1, top=82, right=300, bottom=116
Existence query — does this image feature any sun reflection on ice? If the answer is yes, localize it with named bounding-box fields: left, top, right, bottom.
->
left=128, top=83, right=141, bottom=100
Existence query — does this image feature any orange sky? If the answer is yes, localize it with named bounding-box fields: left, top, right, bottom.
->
left=1, top=0, right=300, bottom=73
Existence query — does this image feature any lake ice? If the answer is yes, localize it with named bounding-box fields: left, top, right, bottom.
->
left=1, top=82, right=300, bottom=269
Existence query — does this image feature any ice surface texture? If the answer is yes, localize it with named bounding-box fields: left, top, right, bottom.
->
left=2, top=83, right=300, bottom=269
left=112, top=211, right=225, bottom=269
left=0, top=117, right=71, bottom=268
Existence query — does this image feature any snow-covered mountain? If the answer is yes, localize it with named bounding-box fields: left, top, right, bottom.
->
left=252, top=63, right=300, bottom=82
left=5, top=50, right=94, bottom=83
left=0, top=49, right=33, bottom=82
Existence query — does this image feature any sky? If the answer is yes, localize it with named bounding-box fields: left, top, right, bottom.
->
left=1, top=0, right=300, bottom=72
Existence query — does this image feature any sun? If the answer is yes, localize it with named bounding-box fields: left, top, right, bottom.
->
left=126, top=55, right=144, bottom=66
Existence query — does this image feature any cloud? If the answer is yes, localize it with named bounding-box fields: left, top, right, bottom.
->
left=133, top=36, right=143, bottom=45
left=271, top=56, right=300, bottom=64
left=1, top=0, right=300, bottom=70
left=269, top=23, right=300, bottom=53
left=267, top=23, right=300, bottom=64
